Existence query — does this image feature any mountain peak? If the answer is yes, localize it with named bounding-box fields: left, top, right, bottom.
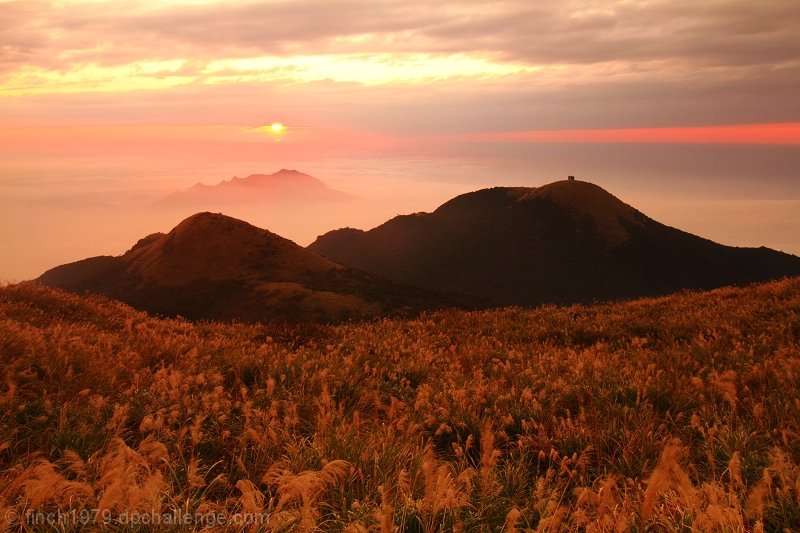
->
left=122, top=212, right=302, bottom=286
left=430, top=181, right=642, bottom=242
left=164, top=211, right=276, bottom=248
left=162, top=170, right=349, bottom=206
left=243, top=169, right=313, bottom=182
left=309, top=180, right=800, bottom=307
left=524, top=179, right=644, bottom=242
left=172, top=211, right=260, bottom=234
left=531, top=179, right=615, bottom=199
left=37, top=213, right=463, bottom=322
left=433, top=187, right=531, bottom=216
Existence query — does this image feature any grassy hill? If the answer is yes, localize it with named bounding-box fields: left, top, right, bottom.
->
left=37, top=212, right=470, bottom=323
left=1, top=279, right=799, bottom=530
left=310, top=180, right=800, bottom=306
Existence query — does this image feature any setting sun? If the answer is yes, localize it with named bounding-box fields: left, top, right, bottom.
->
left=270, top=122, right=285, bottom=133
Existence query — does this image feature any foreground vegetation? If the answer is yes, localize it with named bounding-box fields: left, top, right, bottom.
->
left=1, top=279, right=799, bottom=531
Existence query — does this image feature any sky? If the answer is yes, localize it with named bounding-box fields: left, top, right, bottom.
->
left=1, top=0, right=799, bottom=280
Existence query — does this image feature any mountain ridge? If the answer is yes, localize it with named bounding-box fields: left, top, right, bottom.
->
left=162, top=169, right=351, bottom=206
left=38, top=178, right=800, bottom=321
left=37, top=212, right=470, bottom=322
left=309, top=179, right=800, bottom=306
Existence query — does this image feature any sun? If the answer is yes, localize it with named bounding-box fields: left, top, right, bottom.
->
left=253, top=122, right=286, bottom=142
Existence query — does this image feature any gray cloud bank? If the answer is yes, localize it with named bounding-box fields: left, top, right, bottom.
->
left=2, top=0, right=799, bottom=70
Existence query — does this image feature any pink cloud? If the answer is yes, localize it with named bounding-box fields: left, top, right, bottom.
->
left=431, top=123, right=800, bottom=145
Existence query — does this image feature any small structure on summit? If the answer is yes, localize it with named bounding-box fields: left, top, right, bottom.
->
left=568, top=175, right=575, bottom=181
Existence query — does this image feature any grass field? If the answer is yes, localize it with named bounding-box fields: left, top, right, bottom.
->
left=1, top=279, right=799, bottom=531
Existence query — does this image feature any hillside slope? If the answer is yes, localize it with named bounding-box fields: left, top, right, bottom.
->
left=1, top=279, right=799, bottom=530
left=37, top=212, right=465, bottom=322
left=310, top=180, right=800, bottom=305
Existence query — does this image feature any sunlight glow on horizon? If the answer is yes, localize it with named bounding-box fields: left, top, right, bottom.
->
left=440, top=123, right=800, bottom=145
left=0, top=53, right=535, bottom=97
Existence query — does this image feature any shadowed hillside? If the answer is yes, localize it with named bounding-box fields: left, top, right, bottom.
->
left=37, top=212, right=470, bottom=322
left=310, top=180, right=800, bottom=305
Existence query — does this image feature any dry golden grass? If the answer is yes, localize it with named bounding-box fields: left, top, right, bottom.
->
left=1, top=278, right=799, bottom=531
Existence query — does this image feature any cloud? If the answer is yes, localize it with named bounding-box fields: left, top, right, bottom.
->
left=422, top=0, right=800, bottom=67
left=2, top=0, right=799, bottom=73
left=1, top=57, right=799, bottom=134
left=1, top=0, right=799, bottom=132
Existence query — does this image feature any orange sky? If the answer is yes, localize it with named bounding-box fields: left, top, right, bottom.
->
left=442, top=124, right=800, bottom=145
left=1, top=0, right=800, bottom=279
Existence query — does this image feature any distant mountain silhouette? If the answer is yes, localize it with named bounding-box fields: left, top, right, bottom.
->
left=37, top=213, right=467, bottom=322
left=309, top=180, right=800, bottom=305
left=162, top=169, right=350, bottom=206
